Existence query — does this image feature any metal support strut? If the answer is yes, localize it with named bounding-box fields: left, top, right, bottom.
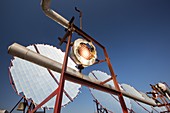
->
left=94, top=99, right=108, bottom=113
left=54, top=28, right=73, bottom=113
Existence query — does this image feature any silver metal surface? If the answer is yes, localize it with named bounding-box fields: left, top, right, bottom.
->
left=41, top=0, right=69, bottom=28
left=9, top=44, right=81, bottom=108
left=89, top=70, right=131, bottom=113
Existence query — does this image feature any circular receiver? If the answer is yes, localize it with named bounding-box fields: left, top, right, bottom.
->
left=70, top=38, right=97, bottom=67
left=9, top=44, right=81, bottom=108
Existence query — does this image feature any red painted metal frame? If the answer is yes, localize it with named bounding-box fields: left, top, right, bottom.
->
left=90, top=73, right=129, bottom=113
left=100, top=77, right=113, bottom=85
left=54, top=25, right=128, bottom=112
left=158, top=95, right=170, bottom=111
left=151, top=85, right=170, bottom=112
left=34, top=44, right=73, bottom=102
left=30, top=88, right=59, bottom=113
left=54, top=31, right=72, bottom=113
left=73, top=25, right=128, bottom=113
left=28, top=21, right=128, bottom=113
left=103, top=48, right=128, bottom=113
left=28, top=31, right=72, bottom=113
left=47, top=69, right=73, bottom=102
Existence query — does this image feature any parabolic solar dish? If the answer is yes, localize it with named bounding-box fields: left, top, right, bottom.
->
left=139, top=92, right=167, bottom=113
left=9, top=44, right=81, bottom=108
left=89, top=70, right=166, bottom=113
left=121, top=84, right=166, bottom=113
left=88, top=70, right=131, bottom=113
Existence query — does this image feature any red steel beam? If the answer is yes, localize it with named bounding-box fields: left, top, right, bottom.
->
left=100, top=77, right=112, bottom=85
left=34, top=44, right=73, bottom=103
left=30, top=88, right=59, bottom=113
left=47, top=69, right=73, bottom=102
left=73, top=23, right=128, bottom=112
left=74, top=25, right=128, bottom=112
left=54, top=32, right=72, bottom=113
left=103, top=48, right=128, bottom=113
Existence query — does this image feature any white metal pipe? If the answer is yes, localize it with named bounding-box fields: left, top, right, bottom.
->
left=41, top=0, right=105, bottom=48
left=8, top=43, right=157, bottom=106
left=41, top=0, right=69, bottom=28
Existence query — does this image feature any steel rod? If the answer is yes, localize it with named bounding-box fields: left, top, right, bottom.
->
left=34, top=44, right=73, bottom=102
left=54, top=32, right=72, bottom=113
left=10, top=97, right=23, bottom=113
left=30, top=88, right=59, bottom=113
left=100, top=77, right=112, bottom=85
left=103, top=48, right=128, bottom=113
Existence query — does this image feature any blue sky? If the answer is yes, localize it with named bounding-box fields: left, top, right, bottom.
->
left=1, top=0, right=170, bottom=113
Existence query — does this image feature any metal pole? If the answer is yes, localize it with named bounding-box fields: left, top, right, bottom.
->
left=103, top=48, right=128, bottom=113
left=75, top=7, right=82, bottom=30
left=30, top=88, right=59, bottom=113
left=41, top=0, right=69, bottom=28
left=34, top=44, right=73, bottom=102
left=44, top=107, right=46, bottom=113
left=10, top=97, right=23, bottom=113
left=54, top=31, right=72, bottom=113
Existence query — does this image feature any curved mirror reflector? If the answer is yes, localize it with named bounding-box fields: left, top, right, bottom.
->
left=89, top=70, right=131, bottom=113
left=130, top=100, right=153, bottom=113
left=152, top=106, right=167, bottom=113
left=9, top=44, right=81, bottom=108
left=121, top=84, right=145, bottom=100
left=121, top=84, right=160, bottom=113
left=140, top=92, right=156, bottom=104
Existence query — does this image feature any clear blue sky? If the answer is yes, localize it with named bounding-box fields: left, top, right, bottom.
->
left=1, top=0, right=170, bottom=113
